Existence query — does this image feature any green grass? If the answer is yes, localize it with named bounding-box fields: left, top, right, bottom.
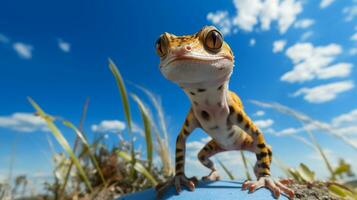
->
left=28, top=97, right=94, bottom=192
left=131, top=94, right=154, bottom=170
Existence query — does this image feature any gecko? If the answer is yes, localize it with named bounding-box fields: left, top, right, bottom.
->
left=154, top=26, right=295, bottom=199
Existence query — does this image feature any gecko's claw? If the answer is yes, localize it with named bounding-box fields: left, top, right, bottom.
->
left=242, top=177, right=294, bottom=199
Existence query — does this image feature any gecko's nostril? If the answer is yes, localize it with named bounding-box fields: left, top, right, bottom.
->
left=185, top=45, right=192, bottom=51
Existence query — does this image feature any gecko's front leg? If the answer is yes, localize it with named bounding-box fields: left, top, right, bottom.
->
left=156, top=110, right=199, bottom=199
left=241, top=144, right=294, bottom=199
left=228, top=104, right=295, bottom=199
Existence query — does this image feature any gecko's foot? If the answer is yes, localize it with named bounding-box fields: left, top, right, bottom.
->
left=156, top=175, right=198, bottom=199
left=242, top=177, right=294, bottom=199
left=202, top=170, right=220, bottom=181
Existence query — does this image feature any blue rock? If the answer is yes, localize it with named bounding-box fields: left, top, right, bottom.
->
left=118, top=180, right=288, bottom=200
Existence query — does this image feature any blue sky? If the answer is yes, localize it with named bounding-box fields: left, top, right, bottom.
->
left=1, top=0, right=357, bottom=187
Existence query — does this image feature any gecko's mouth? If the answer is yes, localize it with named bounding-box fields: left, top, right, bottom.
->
left=159, top=55, right=234, bottom=85
left=161, top=55, right=233, bottom=68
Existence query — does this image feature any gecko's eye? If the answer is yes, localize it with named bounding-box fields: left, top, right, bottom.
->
left=204, top=30, right=223, bottom=51
left=155, top=36, right=168, bottom=57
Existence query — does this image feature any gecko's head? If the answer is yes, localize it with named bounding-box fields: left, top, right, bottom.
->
left=155, top=26, right=234, bottom=87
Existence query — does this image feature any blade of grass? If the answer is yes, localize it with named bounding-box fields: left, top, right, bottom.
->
left=63, top=120, right=107, bottom=185
left=217, top=159, right=235, bottom=180
left=240, top=151, right=252, bottom=180
left=133, top=85, right=172, bottom=175
left=328, top=183, right=354, bottom=198
left=297, top=163, right=315, bottom=182
left=116, top=151, right=158, bottom=185
left=303, top=125, right=335, bottom=179
left=133, top=85, right=169, bottom=146
left=275, top=133, right=331, bottom=178
left=61, top=97, right=89, bottom=195
left=28, top=97, right=93, bottom=192
left=131, top=94, right=153, bottom=170
left=251, top=100, right=357, bottom=151
left=251, top=100, right=336, bottom=179
left=108, top=58, right=132, bottom=132
left=108, top=58, right=136, bottom=177
left=271, top=124, right=335, bottom=179
left=152, top=128, right=172, bottom=176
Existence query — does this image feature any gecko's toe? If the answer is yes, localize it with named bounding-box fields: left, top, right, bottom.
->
left=174, top=176, right=182, bottom=194
left=202, top=170, right=220, bottom=181
left=188, top=176, right=199, bottom=185
left=242, top=178, right=265, bottom=193
left=276, top=179, right=295, bottom=199
left=279, top=178, right=294, bottom=185
left=265, top=178, right=281, bottom=199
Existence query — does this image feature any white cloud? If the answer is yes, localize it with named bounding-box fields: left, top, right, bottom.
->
left=333, top=126, right=357, bottom=137
left=273, top=39, right=287, bottom=53
left=206, top=11, right=233, bottom=35
left=273, top=108, right=357, bottom=139
left=91, top=120, right=126, bottom=133
left=351, top=33, right=357, bottom=41
left=323, top=108, right=357, bottom=137
left=275, top=127, right=302, bottom=135
left=13, top=42, right=33, bottom=59
left=186, top=141, right=206, bottom=150
left=0, top=33, right=10, bottom=44
left=281, top=43, right=353, bottom=83
left=343, top=5, right=357, bottom=21
left=294, top=18, right=314, bottom=29
left=316, top=63, right=353, bottom=79
left=249, top=38, right=256, bottom=46
left=349, top=48, right=357, bottom=56
left=255, top=119, right=274, bottom=129
left=186, top=137, right=212, bottom=153
left=277, top=0, right=303, bottom=34
left=259, top=0, right=279, bottom=31
left=207, top=0, right=303, bottom=35
left=320, top=0, right=335, bottom=9
left=232, top=0, right=263, bottom=32
left=0, top=113, right=47, bottom=133
left=300, top=31, right=314, bottom=41
left=292, top=80, right=354, bottom=103
left=201, top=136, right=212, bottom=143
left=332, top=109, right=357, bottom=127
left=254, top=110, right=265, bottom=116
left=58, top=39, right=70, bottom=53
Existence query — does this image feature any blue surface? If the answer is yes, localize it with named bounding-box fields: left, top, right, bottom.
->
left=118, top=180, right=288, bottom=200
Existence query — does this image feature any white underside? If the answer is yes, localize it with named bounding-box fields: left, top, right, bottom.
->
left=160, top=57, right=242, bottom=149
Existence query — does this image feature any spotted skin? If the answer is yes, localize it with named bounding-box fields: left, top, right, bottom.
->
left=155, top=26, right=294, bottom=199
